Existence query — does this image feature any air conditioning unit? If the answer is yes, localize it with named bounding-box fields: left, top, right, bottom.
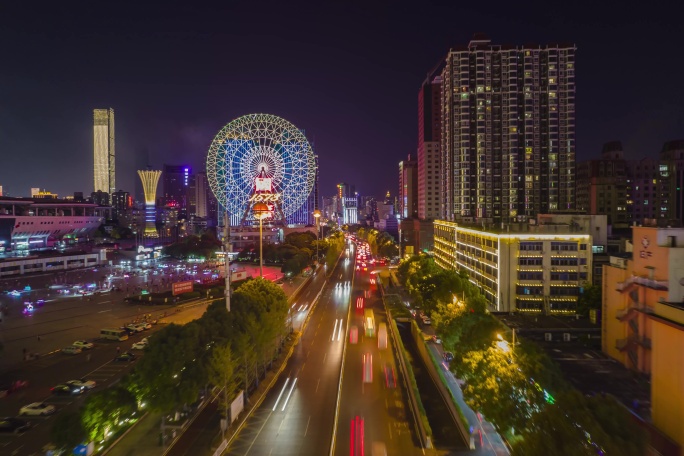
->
left=544, top=333, right=552, bottom=342
left=563, top=333, right=571, bottom=342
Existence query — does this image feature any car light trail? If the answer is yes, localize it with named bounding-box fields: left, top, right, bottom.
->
left=337, top=319, right=343, bottom=341
left=281, top=377, right=297, bottom=411
left=273, top=378, right=290, bottom=411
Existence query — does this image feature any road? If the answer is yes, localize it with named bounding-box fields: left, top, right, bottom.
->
left=222, top=252, right=354, bottom=456
left=333, top=266, right=423, bottom=456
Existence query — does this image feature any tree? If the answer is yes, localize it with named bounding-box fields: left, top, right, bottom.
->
left=576, top=284, right=601, bottom=317
left=207, top=343, right=238, bottom=421
left=51, top=411, right=87, bottom=451
left=132, top=323, right=205, bottom=412
left=460, top=345, right=544, bottom=433
left=512, top=391, right=647, bottom=456
left=81, top=387, right=137, bottom=441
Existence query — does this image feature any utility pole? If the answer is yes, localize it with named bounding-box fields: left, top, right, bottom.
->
left=223, top=211, right=231, bottom=312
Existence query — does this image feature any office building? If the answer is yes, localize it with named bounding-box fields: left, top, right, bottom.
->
left=111, top=190, right=131, bottom=219
left=417, top=70, right=442, bottom=220
left=91, top=190, right=110, bottom=206
left=93, top=108, right=115, bottom=194
left=399, top=154, right=418, bottom=219
left=342, top=197, right=358, bottom=225
left=434, top=214, right=601, bottom=313
left=440, top=34, right=576, bottom=223
left=162, top=165, right=191, bottom=214
left=576, top=141, right=629, bottom=229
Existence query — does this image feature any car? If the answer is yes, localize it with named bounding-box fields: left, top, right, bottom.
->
left=422, top=318, right=432, bottom=325
left=115, top=351, right=136, bottom=362
left=0, top=417, right=30, bottom=433
left=139, top=322, right=152, bottom=330
left=72, top=340, right=94, bottom=350
left=432, top=335, right=442, bottom=344
left=61, top=346, right=82, bottom=355
left=131, top=339, right=148, bottom=350
left=19, top=402, right=56, bottom=416
left=51, top=383, right=84, bottom=395
left=126, top=323, right=144, bottom=333
left=65, top=378, right=96, bottom=390
left=443, top=352, right=454, bottom=362
left=119, top=326, right=137, bottom=336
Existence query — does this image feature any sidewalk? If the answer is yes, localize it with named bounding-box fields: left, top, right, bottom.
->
left=104, top=273, right=310, bottom=456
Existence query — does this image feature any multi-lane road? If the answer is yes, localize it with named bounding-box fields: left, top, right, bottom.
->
left=224, top=241, right=424, bottom=456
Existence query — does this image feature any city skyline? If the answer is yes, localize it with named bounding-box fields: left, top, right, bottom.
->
left=1, top=2, right=682, bottom=199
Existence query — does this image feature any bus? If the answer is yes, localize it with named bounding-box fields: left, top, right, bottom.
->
left=377, top=323, right=387, bottom=349
left=100, top=328, right=129, bottom=341
left=364, top=309, right=375, bottom=337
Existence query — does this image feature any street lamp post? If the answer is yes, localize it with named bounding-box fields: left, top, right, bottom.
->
left=313, top=210, right=321, bottom=267
left=252, top=202, right=271, bottom=279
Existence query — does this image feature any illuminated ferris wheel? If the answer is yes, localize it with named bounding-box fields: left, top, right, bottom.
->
left=206, top=113, right=316, bottom=225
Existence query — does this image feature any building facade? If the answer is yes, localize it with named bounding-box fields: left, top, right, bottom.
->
left=399, top=154, right=418, bottom=219
left=417, top=71, right=442, bottom=220
left=93, top=108, right=115, bottom=194
left=434, top=214, right=597, bottom=313
left=162, top=165, right=191, bottom=214
left=440, top=35, right=576, bottom=224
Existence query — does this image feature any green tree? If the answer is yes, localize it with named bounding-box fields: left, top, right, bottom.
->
left=81, top=387, right=137, bottom=441
left=460, top=345, right=544, bottom=433
left=132, top=323, right=205, bottom=412
left=512, top=391, right=647, bottom=456
left=207, top=343, right=238, bottom=420
left=51, top=411, right=87, bottom=451
left=576, top=284, right=602, bottom=317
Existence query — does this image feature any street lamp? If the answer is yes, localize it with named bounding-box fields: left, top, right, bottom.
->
left=313, top=210, right=321, bottom=267
left=252, top=202, right=271, bottom=279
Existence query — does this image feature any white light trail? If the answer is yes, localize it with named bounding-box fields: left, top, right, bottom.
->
left=281, top=377, right=298, bottom=411
left=273, top=378, right=290, bottom=411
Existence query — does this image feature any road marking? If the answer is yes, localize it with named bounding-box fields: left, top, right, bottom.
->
left=337, top=319, right=343, bottom=341
left=98, top=309, right=112, bottom=313
left=332, top=319, right=339, bottom=341
left=304, top=415, right=311, bottom=436
left=316, top=378, right=320, bottom=393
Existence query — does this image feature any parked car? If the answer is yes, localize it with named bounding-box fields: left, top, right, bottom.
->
left=0, top=417, right=30, bottom=433
left=432, top=335, right=442, bottom=344
left=65, top=378, right=96, bottom=390
left=126, top=324, right=144, bottom=333
left=72, top=340, right=94, bottom=350
left=51, top=383, right=84, bottom=395
left=115, top=352, right=136, bottom=362
left=61, top=346, right=82, bottom=355
left=19, top=402, right=55, bottom=416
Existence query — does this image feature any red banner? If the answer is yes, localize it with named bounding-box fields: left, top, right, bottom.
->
left=172, top=281, right=194, bottom=296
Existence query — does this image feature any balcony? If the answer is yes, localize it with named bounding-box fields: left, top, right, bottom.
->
left=616, top=307, right=638, bottom=322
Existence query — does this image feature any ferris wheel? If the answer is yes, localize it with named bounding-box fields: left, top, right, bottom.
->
left=206, top=113, right=316, bottom=224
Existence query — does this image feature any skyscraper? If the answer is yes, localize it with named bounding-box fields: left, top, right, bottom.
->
left=162, top=165, right=191, bottom=213
left=399, top=154, right=418, bottom=218
left=440, top=34, right=576, bottom=223
left=93, top=108, right=115, bottom=194
left=417, top=70, right=442, bottom=220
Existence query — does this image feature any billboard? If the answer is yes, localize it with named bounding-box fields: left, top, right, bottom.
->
left=172, top=280, right=194, bottom=296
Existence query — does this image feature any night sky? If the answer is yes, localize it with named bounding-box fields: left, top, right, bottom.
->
left=1, top=1, right=682, bottom=201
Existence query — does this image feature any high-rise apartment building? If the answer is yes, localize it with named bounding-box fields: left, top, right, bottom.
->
left=576, top=140, right=684, bottom=228
left=111, top=190, right=131, bottom=219
left=93, top=108, right=115, bottom=194
left=417, top=70, right=442, bottom=220
left=399, top=154, right=418, bottom=219
left=440, top=35, right=576, bottom=223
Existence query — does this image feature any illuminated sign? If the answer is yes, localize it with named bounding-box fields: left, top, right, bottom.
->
left=255, top=177, right=272, bottom=192
left=172, top=280, right=194, bottom=296
left=248, top=193, right=281, bottom=203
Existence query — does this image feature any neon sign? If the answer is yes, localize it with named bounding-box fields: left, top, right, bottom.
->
left=248, top=193, right=281, bottom=203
